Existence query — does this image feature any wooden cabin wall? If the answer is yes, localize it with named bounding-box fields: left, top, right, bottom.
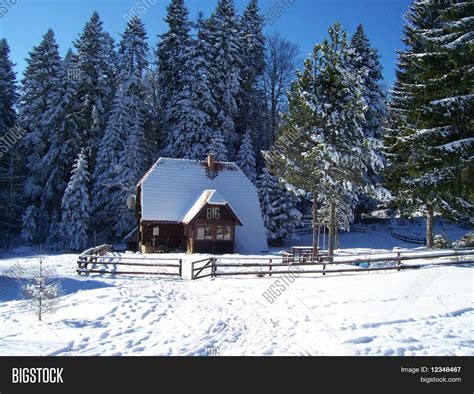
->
left=140, top=222, right=184, bottom=251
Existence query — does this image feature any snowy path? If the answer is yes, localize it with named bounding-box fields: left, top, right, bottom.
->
left=0, top=249, right=472, bottom=356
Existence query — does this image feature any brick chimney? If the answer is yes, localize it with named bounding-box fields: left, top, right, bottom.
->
left=207, top=153, right=215, bottom=172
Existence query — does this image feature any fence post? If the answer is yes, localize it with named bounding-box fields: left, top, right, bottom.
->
left=323, top=257, right=326, bottom=276
left=397, top=251, right=401, bottom=271
left=212, top=257, right=217, bottom=278
left=191, top=261, right=194, bottom=280
left=269, top=259, right=272, bottom=277
left=179, top=259, right=182, bottom=278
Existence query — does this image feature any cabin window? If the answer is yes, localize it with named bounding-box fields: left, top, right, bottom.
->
left=216, top=225, right=232, bottom=240
left=196, top=225, right=213, bottom=240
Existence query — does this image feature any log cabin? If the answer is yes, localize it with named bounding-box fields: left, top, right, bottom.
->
left=134, top=154, right=268, bottom=254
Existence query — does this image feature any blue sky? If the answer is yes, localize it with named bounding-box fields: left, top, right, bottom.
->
left=0, top=0, right=411, bottom=87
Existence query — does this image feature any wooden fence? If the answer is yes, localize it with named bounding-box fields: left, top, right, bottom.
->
left=77, top=247, right=182, bottom=277
left=294, top=227, right=312, bottom=235
left=191, top=257, right=217, bottom=280
left=390, top=231, right=426, bottom=245
left=349, top=225, right=376, bottom=233
left=190, top=249, right=474, bottom=280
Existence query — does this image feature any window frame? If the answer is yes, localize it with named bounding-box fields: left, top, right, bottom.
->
left=194, top=222, right=234, bottom=242
left=216, top=224, right=233, bottom=241
left=195, top=225, right=214, bottom=240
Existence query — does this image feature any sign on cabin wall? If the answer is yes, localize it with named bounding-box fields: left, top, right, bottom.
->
left=195, top=205, right=235, bottom=223
left=206, top=207, right=221, bottom=220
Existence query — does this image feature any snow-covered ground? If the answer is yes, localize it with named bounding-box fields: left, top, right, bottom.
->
left=0, top=223, right=472, bottom=356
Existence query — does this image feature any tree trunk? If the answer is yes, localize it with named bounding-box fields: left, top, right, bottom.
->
left=328, top=201, right=336, bottom=262
left=426, top=207, right=434, bottom=249
left=312, top=189, right=318, bottom=257
left=6, top=153, right=14, bottom=250
left=39, top=260, right=43, bottom=322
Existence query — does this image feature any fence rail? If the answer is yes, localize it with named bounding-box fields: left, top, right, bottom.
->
left=294, top=227, right=312, bottom=235
left=350, top=225, right=367, bottom=233
left=390, top=231, right=426, bottom=245
left=191, top=257, right=216, bottom=280
left=77, top=249, right=182, bottom=277
left=190, top=249, right=474, bottom=280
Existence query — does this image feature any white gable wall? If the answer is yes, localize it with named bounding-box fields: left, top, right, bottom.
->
left=140, top=159, right=268, bottom=253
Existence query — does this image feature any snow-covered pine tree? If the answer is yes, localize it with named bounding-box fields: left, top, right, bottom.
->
left=0, top=38, right=22, bottom=248
left=117, top=16, right=149, bottom=87
left=348, top=24, right=388, bottom=220
left=21, top=205, right=39, bottom=243
left=91, top=88, right=129, bottom=232
left=208, top=130, right=229, bottom=161
left=0, top=38, right=17, bottom=137
left=108, top=17, right=149, bottom=237
left=384, top=0, right=473, bottom=247
left=45, top=210, right=63, bottom=250
left=257, top=168, right=302, bottom=244
left=272, top=183, right=303, bottom=244
left=60, top=150, right=90, bottom=252
left=39, top=49, right=82, bottom=220
left=74, top=12, right=117, bottom=164
left=384, top=0, right=446, bottom=243
left=236, top=131, right=257, bottom=183
left=257, top=168, right=278, bottom=241
left=92, top=17, right=149, bottom=236
left=156, top=0, right=191, bottom=154
left=112, top=111, right=146, bottom=237
left=237, top=0, right=266, bottom=156
left=418, top=1, right=474, bottom=222
left=167, top=31, right=215, bottom=159
left=142, top=63, right=163, bottom=158
left=271, top=23, right=369, bottom=257
left=204, top=0, right=242, bottom=156
left=19, top=30, right=63, bottom=241
left=319, top=194, right=353, bottom=232
left=257, top=168, right=277, bottom=239
left=21, top=258, right=63, bottom=321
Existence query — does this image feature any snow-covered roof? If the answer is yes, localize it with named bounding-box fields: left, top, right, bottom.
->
left=138, top=158, right=268, bottom=253
left=181, top=190, right=243, bottom=225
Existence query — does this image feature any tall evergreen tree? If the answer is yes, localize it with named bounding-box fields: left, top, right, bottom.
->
left=40, top=49, right=82, bottom=219
left=19, top=30, right=63, bottom=240
left=236, top=131, right=257, bottom=183
left=204, top=0, right=242, bottom=156
left=112, top=112, right=146, bottom=237
left=237, top=0, right=266, bottom=156
left=60, top=150, right=90, bottom=251
left=0, top=38, right=22, bottom=247
left=74, top=12, right=117, bottom=163
left=91, top=89, right=130, bottom=232
left=21, top=205, right=39, bottom=244
left=349, top=24, right=388, bottom=219
left=167, top=32, right=215, bottom=159
left=208, top=130, right=229, bottom=161
left=156, top=0, right=191, bottom=153
left=99, top=17, right=149, bottom=238
left=257, top=168, right=302, bottom=244
left=0, top=39, right=17, bottom=135
left=272, top=23, right=370, bottom=257
left=384, top=0, right=473, bottom=247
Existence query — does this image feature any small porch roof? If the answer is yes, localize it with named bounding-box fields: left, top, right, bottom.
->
left=181, top=190, right=243, bottom=225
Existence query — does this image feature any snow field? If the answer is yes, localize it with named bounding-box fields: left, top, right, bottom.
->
left=0, top=247, right=472, bottom=356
